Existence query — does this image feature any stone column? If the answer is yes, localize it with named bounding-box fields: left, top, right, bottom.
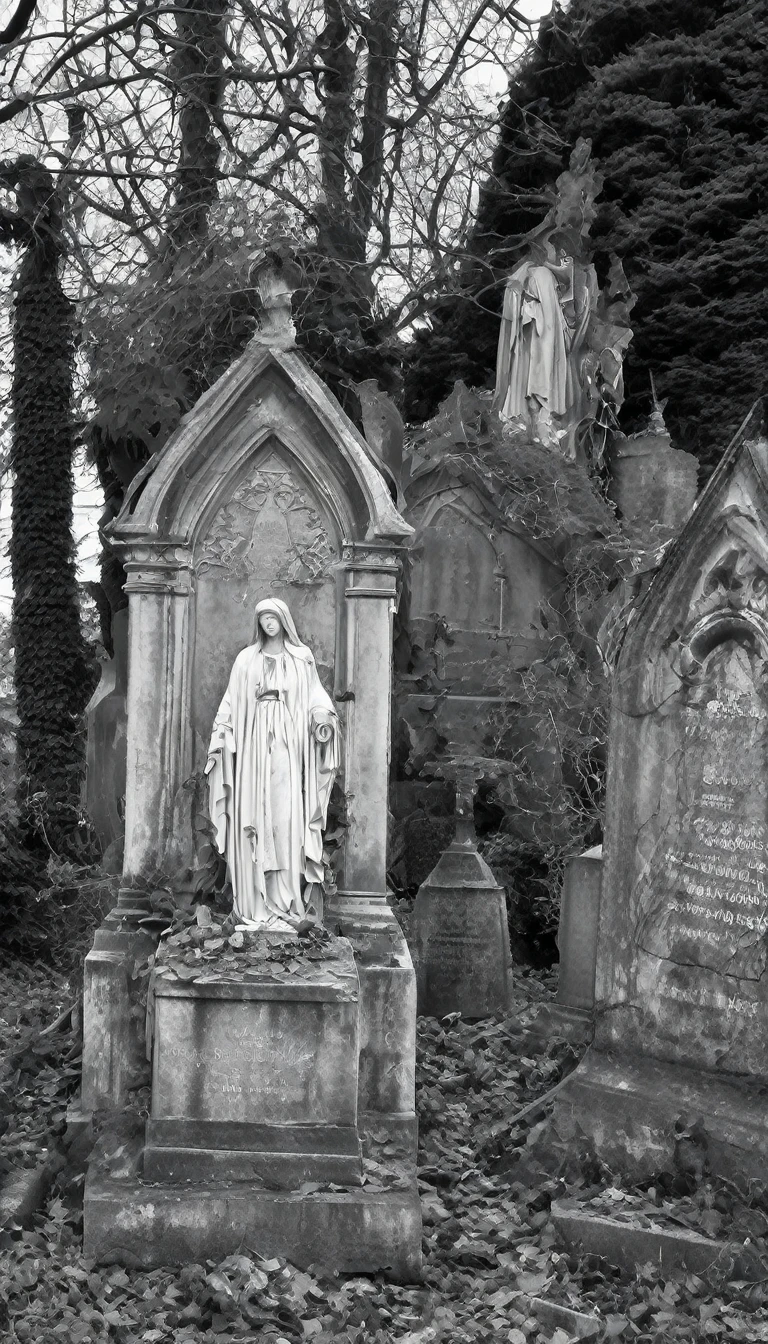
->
left=121, top=542, right=194, bottom=882
left=80, top=543, right=194, bottom=1116
left=336, top=543, right=402, bottom=899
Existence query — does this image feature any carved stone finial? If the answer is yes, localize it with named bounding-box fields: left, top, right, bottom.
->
left=648, top=372, right=669, bottom=436
left=427, top=755, right=512, bottom=850
left=251, top=254, right=298, bottom=350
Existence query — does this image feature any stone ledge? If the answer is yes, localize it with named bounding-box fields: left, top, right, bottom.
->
left=142, top=1143, right=362, bottom=1186
left=552, top=1202, right=764, bottom=1280
left=552, top=1049, right=768, bottom=1182
left=85, top=1162, right=422, bottom=1278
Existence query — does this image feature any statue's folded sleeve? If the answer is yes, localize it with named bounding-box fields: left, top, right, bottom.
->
left=206, top=688, right=236, bottom=855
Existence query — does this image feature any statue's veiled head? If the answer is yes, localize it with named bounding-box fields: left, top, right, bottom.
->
left=253, top=597, right=310, bottom=658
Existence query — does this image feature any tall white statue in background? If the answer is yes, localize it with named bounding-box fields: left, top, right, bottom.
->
left=494, top=241, right=597, bottom=456
left=206, top=598, right=340, bottom=930
left=493, top=139, right=634, bottom=465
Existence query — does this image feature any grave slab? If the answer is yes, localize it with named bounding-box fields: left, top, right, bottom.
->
left=413, top=768, right=512, bottom=1018
left=414, top=842, right=511, bottom=1017
left=0, top=1159, right=53, bottom=1230
left=552, top=1199, right=765, bottom=1281
left=529, top=1298, right=600, bottom=1342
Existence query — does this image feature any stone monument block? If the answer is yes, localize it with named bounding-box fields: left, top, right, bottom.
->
left=608, top=426, right=698, bottom=546
left=554, top=406, right=768, bottom=1179
left=414, top=770, right=512, bottom=1018
left=143, top=935, right=362, bottom=1186
left=327, top=894, right=418, bottom=1163
left=556, top=845, right=602, bottom=1012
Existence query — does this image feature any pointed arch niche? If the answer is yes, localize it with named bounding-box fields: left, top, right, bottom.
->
left=109, top=343, right=411, bottom=896
left=406, top=482, right=564, bottom=688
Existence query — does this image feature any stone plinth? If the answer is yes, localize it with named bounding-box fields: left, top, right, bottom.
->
left=326, top=894, right=418, bottom=1164
left=414, top=841, right=511, bottom=1018
left=143, top=934, right=363, bottom=1187
left=552, top=1050, right=768, bottom=1185
left=85, top=1148, right=421, bottom=1277
left=81, top=914, right=157, bottom=1113
left=85, top=919, right=422, bottom=1275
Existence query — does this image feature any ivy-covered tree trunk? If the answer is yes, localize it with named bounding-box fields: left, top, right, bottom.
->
left=92, top=0, right=231, bottom=642
left=296, top=0, right=401, bottom=411
left=6, top=158, right=91, bottom=851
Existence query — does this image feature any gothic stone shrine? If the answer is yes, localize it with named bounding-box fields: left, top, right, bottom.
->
left=77, top=304, right=421, bottom=1276
left=553, top=408, right=768, bottom=1181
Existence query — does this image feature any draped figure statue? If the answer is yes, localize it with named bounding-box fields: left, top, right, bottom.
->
left=493, top=140, right=634, bottom=464
left=205, top=598, right=340, bottom=929
left=494, top=245, right=598, bottom=458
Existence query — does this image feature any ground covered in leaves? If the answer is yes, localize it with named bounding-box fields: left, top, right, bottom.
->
left=1, top=954, right=767, bottom=1342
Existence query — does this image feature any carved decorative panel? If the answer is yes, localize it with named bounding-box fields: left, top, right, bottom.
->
left=197, top=454, right=335, bottom=588
left=699, top=546, right=768, bottom=619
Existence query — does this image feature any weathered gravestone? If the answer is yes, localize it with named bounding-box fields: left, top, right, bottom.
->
left=413, top=763, right=512, bottom=1018
left=553, top=407, right=768, bottom=1180
left=77, top=267, right=421, bottom=1274
left=533, top=846, right=602, bottom=1044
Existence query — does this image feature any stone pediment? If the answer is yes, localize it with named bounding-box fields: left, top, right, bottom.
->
left=110, top=341, right=411, bottom=550
left=406, top=459, right=558, bottom=566
left=616, top=403, right=768, bottom=711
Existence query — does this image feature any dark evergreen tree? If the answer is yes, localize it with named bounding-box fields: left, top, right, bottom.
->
left=405, top=0, right=768, bottom=475
left=1, top=158, right=92, bottom=851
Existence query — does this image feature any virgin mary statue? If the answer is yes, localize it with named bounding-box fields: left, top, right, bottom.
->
left=205, top=598, right=340, bottom=929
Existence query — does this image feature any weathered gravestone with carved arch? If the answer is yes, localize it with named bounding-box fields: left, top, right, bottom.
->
left=553, top=405, right=768, bottom=1181
left=77, top=286, right=421, bottom=1274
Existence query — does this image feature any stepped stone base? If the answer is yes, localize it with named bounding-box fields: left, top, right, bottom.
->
left=552, top=1049, right=768, bottom=1183
left=83, top=902, right=422, bottom=1277
left=85, top=1135, right=421, bottom=1277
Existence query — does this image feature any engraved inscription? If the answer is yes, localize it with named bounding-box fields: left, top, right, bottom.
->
left=167, top=1037, right=312, bottom=1102
left=428, top=931, right=489, bottom=970
left=635, top=640, right=768, bottom=989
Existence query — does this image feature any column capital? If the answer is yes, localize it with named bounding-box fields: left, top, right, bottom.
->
left=121, top=542, right=194, bottom=596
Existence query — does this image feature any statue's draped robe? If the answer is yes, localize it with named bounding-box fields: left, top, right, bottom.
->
left=495, top=257, right=601, bottom=458
left=206, top=644, right=339, bottom=924
left=495, top=261, right=569, bottom=424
